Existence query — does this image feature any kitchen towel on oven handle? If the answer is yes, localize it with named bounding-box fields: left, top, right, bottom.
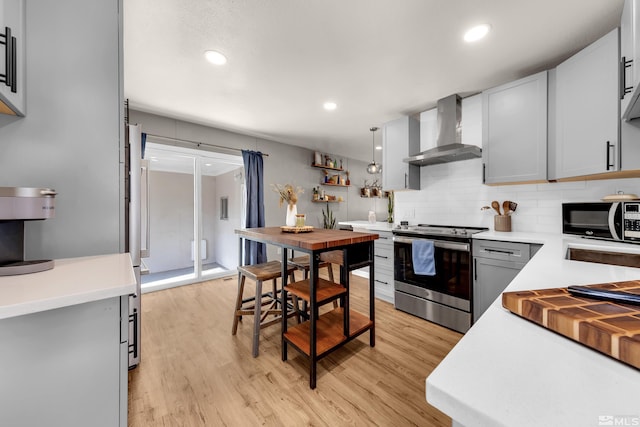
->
left=412, top=240, right=436, bottom=275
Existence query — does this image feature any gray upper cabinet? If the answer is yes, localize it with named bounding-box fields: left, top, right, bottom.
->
left=621, top=0, right=640, bottom=120
left=482, top=71, right=548, bottom=184
left=552, top=29, right=619, bottom=179
left=382, top=116, right=420, bottom=190
left=0, top=0, right=25, bottom=116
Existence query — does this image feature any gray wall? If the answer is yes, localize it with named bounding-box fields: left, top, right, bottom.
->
left=0, top=0, right=122, bottom=260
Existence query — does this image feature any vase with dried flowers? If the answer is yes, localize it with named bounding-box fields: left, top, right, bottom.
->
left=271, top=183, right=304, bottom=226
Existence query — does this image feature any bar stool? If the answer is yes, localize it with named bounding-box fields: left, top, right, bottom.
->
left=232, top=260, right=296, bottom=357
left=288, top=255, right=335, bottom=282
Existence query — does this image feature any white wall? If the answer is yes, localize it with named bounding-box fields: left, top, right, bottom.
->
left=144, top=171, right=196, bottom=273
left=394, top=158, right=640, bottom=233
left=213, top=167, right=243, bottom=270
left=0, top=0, right=122, bottom=259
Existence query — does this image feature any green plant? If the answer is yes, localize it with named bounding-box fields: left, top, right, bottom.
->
left=322, top=203, right=336, bottom=229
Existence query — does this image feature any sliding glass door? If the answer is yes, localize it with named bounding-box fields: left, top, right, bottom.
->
left=141, top=142, right=243, bottom=291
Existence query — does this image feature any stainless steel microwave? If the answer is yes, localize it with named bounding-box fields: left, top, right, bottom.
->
left=562, top=202, right=640, bottom=243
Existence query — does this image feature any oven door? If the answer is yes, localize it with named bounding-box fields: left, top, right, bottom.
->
left=393, top=235, right=471, bottom=311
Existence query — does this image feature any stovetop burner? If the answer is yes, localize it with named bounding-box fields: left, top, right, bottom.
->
left=394, top=224, right=488, bottom=239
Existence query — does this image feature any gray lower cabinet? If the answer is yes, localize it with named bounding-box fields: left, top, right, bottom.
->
left=0, top=296, right=129, bottom=427
left=472, top=240, right=540, bottom=322
left=353, top=228, right=394, bottom=303
left=552, top=28, right=619, bottom=179
left=373, top=230, right=394, bottom=304
left=482, top=71, right=548, bottom=184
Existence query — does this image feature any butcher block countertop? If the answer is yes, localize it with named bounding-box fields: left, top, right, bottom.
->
left=0, top=253, right=136, bottom=320
left=236, top=227, right=378, bottom=251
left=427, top=232, right=640, bottom=427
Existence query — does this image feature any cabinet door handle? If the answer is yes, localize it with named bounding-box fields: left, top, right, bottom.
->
left=10, top=34, right=15, bottom=93
left=482, top=163, right=486, bottom=183
left=0, top=27, right=16, bottom=93
left=606, top=141, right=614, bottom=171
left=474, top=258, right=477, bottom=281
left=374, top=279, right=388, bottom=285
left=483, top=248, right=515, bottom=255
left=374, top=254, right=388, bottom=259
left=404, top=173, right=408, bottom=189
left=621, top=56, right=633, bottom=100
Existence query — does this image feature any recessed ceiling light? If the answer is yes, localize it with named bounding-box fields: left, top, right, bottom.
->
left=464, top=24, right=491, bottom=42
left=376, top=146, right=382, bottom=150
left=323, top=102, right=337, bottom=111
left=205, top=163, right=212, bottom=166
left=204, top=50, right=227, bottom=65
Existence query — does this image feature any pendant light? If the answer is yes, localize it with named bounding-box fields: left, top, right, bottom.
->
left=367, top=127, right=381, bottom=174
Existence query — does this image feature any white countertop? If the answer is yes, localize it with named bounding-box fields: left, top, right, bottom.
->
left=0, top=253, right=136, bottom=320
left=338, top=220, right=394, bottom=232
left=427, top=232, right=640, bottom=427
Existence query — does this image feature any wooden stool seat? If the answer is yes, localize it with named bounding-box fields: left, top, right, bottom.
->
left=237, top=260, right=291, bottom=282
left=232, top=260, right=297, bottom=357
left=288, top=256, right=334, bottom=281
left=319, top=250, right=344, bottom=266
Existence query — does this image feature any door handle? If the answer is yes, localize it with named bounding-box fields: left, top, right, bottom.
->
left=621, top=56, right=633, bottom=100
left=606, top=141, right=614, bottom=171
left=0, top=27, right=16, bottom=93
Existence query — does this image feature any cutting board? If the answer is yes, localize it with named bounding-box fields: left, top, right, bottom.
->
left=502, top=280, right=640, bottom=370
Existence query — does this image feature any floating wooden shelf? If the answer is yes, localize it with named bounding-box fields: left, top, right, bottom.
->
left=311, top=199, right=341, bottom=203
left=284, top=278, right=346, bottom=305
left=311, top=163, right=343, bottom=171
left=283, top=307, right=372, bottom=357
left=321, top=182, right=350, bottom=187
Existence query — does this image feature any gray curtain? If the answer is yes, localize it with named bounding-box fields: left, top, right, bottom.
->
left=242, top=150, right=267, bottom=264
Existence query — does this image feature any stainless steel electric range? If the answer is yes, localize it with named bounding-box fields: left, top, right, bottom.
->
left=393, top=224, right=488, bottom=333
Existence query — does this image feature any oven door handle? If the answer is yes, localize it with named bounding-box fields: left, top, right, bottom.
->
left=393, top=236, right=470, bottom=251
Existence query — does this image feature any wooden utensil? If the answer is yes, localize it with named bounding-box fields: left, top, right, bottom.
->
left=491, top=201, right=501, bottom=215
left=502, top=201, right=510, bottom=215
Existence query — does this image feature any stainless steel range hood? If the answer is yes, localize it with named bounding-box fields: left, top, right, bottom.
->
left=404, top=94, right=482, bottom=166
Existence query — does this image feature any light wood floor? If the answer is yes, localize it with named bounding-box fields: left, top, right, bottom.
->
left=128, top=268, right=462, bottom=426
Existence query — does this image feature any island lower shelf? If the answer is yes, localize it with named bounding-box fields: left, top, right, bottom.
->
left=283, top=307, right=373, bottom=357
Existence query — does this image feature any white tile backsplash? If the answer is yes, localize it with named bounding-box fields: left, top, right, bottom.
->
left=394, top=158, right=640, bottom=234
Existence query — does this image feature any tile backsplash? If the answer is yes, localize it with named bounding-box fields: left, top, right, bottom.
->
left=393, top=158, right=640, bottom=233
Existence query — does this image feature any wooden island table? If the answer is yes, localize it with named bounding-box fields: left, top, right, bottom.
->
left=235, top=227, right=378, bottom=389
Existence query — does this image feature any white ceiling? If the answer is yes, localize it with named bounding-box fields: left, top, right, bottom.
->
left=124, top=0, right=624, bottom=162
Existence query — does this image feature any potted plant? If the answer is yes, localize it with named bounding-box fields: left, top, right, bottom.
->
left=322, top=203, right=336, bottom=229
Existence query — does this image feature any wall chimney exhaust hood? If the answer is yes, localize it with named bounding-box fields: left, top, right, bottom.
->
left=404, top=94, right=481, bottom=166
